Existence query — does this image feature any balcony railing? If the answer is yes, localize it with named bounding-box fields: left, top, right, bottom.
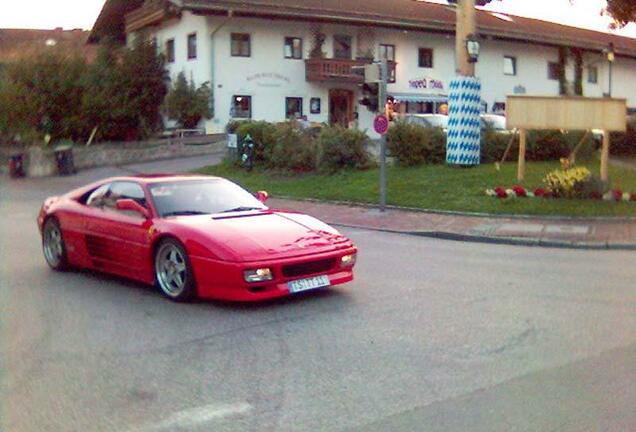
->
left=305, top=58, right=370, bottom=83
left=305, top=58, right=397, bottom=83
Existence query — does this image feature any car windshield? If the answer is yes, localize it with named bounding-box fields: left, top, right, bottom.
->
left=149, top=179, right=266, bottom=217
left=482, top=115, right=508, bottom=130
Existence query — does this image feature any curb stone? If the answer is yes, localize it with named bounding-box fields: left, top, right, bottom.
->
left=275, top=195, right=636, bottom=223
left=327, top=222, right=636, bottom=251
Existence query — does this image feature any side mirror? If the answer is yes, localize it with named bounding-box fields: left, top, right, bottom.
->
left=255, top=191, right=269, bottom=203
left=116, top=199, right=150, bottom=219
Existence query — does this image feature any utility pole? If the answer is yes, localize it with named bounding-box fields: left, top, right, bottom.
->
left=455, top=0, right=476, bottom=77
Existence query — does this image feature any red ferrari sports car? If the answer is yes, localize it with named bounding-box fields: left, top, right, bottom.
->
left=37, top=175, right=357, bottom=302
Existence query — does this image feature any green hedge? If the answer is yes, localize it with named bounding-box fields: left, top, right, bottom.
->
left=481, top=128, right=597, bottom=164
left=386, top=120, right=446, bottom=166
left=229, top=121, right=371, bottom=172
left=610, top=116, right=636, bottom=157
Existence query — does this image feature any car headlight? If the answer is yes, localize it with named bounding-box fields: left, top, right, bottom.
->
left=340, top=254, right=356, bottom=267
left=244, top=268, right=273, bottom=283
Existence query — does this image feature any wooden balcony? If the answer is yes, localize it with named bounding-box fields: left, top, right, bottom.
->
left=305, top=58, right=397, bottom=83
left=305, top=58, right=370, bottom=83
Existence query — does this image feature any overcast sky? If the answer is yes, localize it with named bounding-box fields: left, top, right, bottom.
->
left=1, top=0, right=636, bottom=38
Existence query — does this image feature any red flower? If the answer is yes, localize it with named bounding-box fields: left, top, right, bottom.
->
left=494, top=187, right=508, bottom=198
left=534, top=188, right=546, bottom=197
left=590, top=191, right=603, bottom=200
left=630, top=193, right=636, bottom=202
left=512, top=185, right=527, bottom=197
left=613, top=189, right=623, bottom=202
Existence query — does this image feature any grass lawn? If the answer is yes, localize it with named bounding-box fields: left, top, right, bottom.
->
left=197, top=159, right=636, bottom=217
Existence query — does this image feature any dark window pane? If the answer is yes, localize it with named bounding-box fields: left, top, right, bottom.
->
left=231, top=33, right=251, bottom=57
left=334, top=35, right=352, bottom=59
left=418, top=48, right=433, bottom=68
left=286, top=97, right=303, bottom=119
left=166, top=39, right=175, bottom=63
left=548, top=62, right=561, bottom=80
left=232, top=95, right=251, bottom=118
left=187, top=33, right=197, bottom=59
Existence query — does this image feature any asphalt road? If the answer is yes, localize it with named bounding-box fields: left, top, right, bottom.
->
left=1, top=158, right=635, bottom=432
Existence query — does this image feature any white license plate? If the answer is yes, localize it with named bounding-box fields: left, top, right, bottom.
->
left=288, top=275, right=331, bottom=294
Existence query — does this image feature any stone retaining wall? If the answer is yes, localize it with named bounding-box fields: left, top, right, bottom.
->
left=1, top=135, right=226, bottom=177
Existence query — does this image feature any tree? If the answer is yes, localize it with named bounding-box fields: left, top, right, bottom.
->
left=82, top=37, right=169, bottom=141
left=0, top=50, right=87, bottom=143
left=605, top=0, right=636, bottom=27
left=163, top=72, right=212, bottom=129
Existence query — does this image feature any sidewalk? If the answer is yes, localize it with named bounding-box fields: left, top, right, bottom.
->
left=269, top=198, right=636, bottom=250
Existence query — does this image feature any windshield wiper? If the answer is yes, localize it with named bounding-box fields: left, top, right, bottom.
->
left=220, top=206, right=263, bottom=213
left=163, top=210, right=210, bottom=217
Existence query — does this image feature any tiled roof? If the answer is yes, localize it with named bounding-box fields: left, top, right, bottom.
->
left=0, top=28, right=96, bottom=63
left=91, top=0, right=636, bottom=57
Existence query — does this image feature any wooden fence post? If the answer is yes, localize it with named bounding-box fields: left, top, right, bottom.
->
left=517, top=128, right=527, bottom=181
left=601, top=129, right=610, bottom=182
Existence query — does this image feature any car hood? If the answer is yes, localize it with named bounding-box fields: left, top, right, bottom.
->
left=177, top=211, right=352, bottom=262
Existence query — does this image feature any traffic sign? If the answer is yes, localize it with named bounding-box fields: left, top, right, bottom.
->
left=374, top=114, right=389, bottom=135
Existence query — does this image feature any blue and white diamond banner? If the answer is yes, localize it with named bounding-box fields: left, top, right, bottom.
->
left=446, top=76, right=482, bottom=166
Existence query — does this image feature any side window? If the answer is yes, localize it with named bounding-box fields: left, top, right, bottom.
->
left=108, top=182, right=147, bottom=210
left=86, top=184, right=111, bottom=208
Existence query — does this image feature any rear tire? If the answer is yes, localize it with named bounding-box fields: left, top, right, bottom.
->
left=42, top=218, right=69, bottom=271
left=154, top=238, right=197, bottom=302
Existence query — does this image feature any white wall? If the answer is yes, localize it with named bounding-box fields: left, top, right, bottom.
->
left=142, top=14, right=636, bottom=134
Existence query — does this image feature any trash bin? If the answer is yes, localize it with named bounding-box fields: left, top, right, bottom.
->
left=8, top=154, right=25, bottom=178
left=54, top=144, right=75, bottom=176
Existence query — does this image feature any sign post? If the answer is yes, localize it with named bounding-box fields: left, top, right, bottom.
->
left=377, top=60, right=389, bottom=212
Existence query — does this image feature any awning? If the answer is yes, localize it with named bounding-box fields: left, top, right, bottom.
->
left=390, top=93, right=448, bottom=103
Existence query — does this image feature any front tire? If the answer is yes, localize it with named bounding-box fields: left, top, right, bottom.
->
left=42, top=218, right=69, bottom=271
left=154, top=239, right=197, bottom=302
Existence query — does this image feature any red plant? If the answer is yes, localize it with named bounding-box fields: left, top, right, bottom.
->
left=590, top=191, right=603, bottom=200
left=512, top=185, right=527, bottom=197
left=534, top=188, right=547, bottom=197
left=494, top=187, right=508, bottom=198
left=613, top=189, right=623, bottom=201
left=630, top=193, right=636, bottom=202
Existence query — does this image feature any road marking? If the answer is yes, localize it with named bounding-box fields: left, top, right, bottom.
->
left=132, top=402, right=252, bottom=432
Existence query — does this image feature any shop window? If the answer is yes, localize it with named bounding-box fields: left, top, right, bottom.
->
left=232, top=95, right=251, bottom=118
left=285, top=97, right=303, bottom=119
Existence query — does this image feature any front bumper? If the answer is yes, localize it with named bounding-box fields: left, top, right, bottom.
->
left=191, top=247, right=357, bottom=301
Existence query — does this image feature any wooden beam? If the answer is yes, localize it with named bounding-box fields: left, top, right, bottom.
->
left=517, top=128, right=527, bottom=181
left=601, top=129, right=610, bottom=182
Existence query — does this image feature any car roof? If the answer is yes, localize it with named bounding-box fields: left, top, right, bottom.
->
left=102, top=174, right=223, bottom=185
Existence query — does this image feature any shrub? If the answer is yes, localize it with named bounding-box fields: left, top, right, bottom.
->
left=268, top=124, right=317, bottom=172
left=481, top=128, right=597, bottom=164
left=481, top=126, right=517, bottom=163
left=163, top=72, right=211, bottom=128
left=610, top=116, right=636, bottom=157
left=0, top=50, right=87, bottom=143
left=387, top=120, right=446, bottom=166
left=235, top=121, right=278, bottom=163
left=316, top=126, right=372, bottom=172
left=543, top=165, right=592, bottom=198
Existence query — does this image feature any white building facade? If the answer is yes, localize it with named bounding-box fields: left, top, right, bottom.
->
left=93, top=0, right=636, bottom=136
